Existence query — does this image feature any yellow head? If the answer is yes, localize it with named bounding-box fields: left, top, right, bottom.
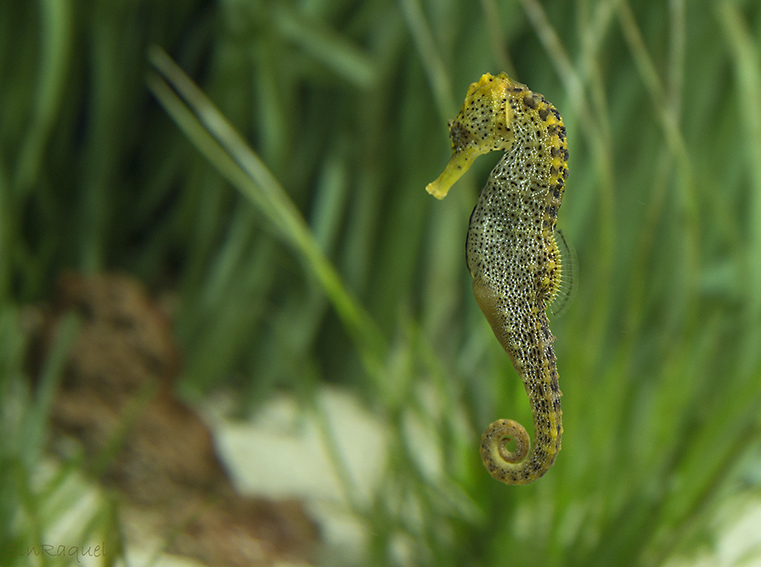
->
left=425, top=73, right=518, bottom=199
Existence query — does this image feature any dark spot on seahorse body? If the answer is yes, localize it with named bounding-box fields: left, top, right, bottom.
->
left=523, top=93, right=538, bottom=108
left=538, top=107, right=549, bottom=121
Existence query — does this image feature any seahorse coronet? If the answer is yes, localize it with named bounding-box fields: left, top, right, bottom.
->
left=426, top=72, right=568, bottom=485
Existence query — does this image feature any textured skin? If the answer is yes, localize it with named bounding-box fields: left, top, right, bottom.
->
left=426, top=73, right=569, bottom=485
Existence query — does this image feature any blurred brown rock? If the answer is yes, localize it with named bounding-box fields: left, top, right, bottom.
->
left=27, top=271, right=318, bottom=567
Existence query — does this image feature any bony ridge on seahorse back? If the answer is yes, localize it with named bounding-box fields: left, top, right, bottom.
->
left=426, top=73, right=569, bottom=485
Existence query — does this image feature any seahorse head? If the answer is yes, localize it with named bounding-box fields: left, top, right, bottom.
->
left=426, top=73, right=517, bottom=199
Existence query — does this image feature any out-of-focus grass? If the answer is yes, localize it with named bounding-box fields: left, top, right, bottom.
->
left=2, top=0, right=761, bottom=566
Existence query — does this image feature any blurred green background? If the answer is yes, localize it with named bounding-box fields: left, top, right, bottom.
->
left=2, top=0, right=761, bottom=565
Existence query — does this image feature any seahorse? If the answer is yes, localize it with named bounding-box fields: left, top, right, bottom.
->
left=426, top=73, right=568, bottom=485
